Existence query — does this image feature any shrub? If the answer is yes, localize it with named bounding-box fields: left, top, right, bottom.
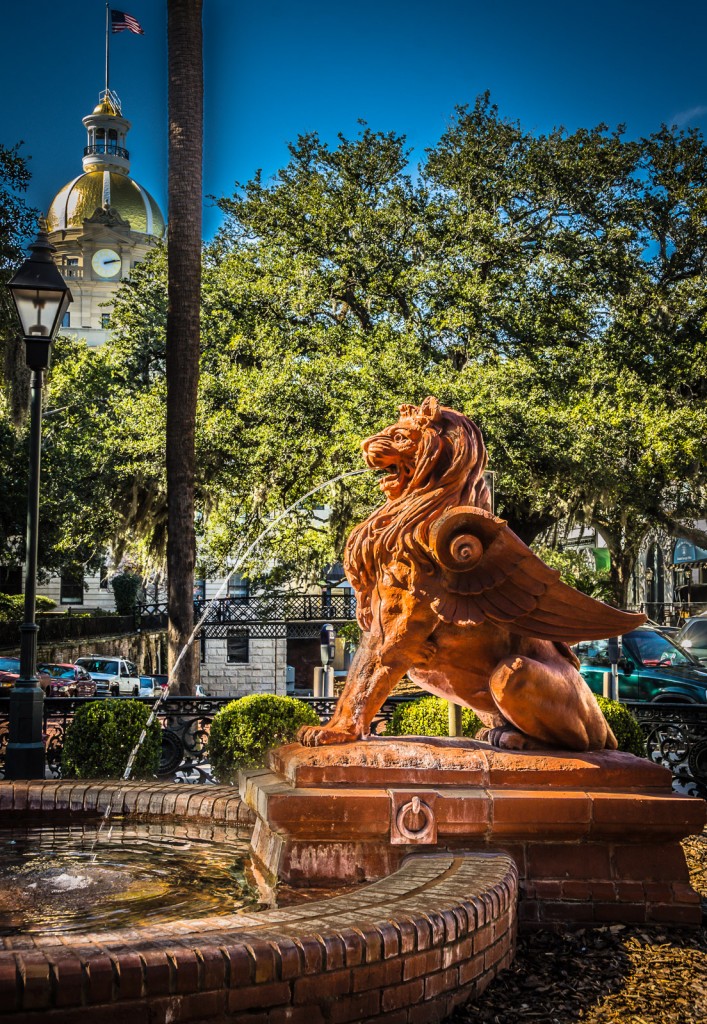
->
left=595, top=696, right=646, bottom=756
left=111, top=572, right=142, bottom=615
left=387, top=695, right=483, bottom=738
left=62, top=700, right=161, bottom=779
left=209, top=694, right=320, bottom=783
left=0, top=592, right=55, bottom=622
left=386, top=694, right=645, bottom=756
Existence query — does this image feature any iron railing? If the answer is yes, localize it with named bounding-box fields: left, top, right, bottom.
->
left=137, top=594, right=358, bottom=640
left=0, top=694, right=411, bottom=784
left=623, top=701, right=707, bottom=798
left=0, top=593, right=357, bottom=653
left=83, top=144, right=129, bottom=160
left=0, top=697, right=704, bottom=795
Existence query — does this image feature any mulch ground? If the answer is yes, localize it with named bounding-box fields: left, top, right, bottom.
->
left=451, top=829, right=707, bottom=1024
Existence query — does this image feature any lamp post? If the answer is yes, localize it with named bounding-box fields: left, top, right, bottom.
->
left=4, top=227, right=71, bottom=779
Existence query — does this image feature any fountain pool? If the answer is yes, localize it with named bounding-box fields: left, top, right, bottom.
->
left=0, top=779, right=517, bottom=1023
left=0, top=817, right=256, bottom=935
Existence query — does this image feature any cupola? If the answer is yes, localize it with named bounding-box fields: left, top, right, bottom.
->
left=81, top=89, right=131, bottom=175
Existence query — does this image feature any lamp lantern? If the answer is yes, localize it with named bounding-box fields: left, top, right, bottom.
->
left=7, top=228, right=72, bottom=370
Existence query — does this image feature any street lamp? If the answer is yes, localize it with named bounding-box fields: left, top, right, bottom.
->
left=5, top=227, right=71, bottom=779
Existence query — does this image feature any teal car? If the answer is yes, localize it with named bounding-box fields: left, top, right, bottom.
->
left=575, top=627, right=707, bottom=704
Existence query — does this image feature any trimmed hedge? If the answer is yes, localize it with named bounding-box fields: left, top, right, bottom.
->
left=596, top=695, right=646, bottom=756
left=111, top=572, right=142, bottom=615
left=209, top=694, right=319, bottom=784
left=387, top=696, right=483, bottom=738
left=385, top=694, right=645, bottom=757
left=62, top=700, right=161, bottom=779
left=0, top=592, right=55, bottom=623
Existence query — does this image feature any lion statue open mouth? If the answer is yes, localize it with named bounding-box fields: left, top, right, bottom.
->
left=299, top=397, right=645, bottom=753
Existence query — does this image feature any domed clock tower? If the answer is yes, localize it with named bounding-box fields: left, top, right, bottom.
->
left=46, top=89, right=165, bottom=347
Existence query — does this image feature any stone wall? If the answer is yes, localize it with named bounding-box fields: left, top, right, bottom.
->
left=200, top=637, right=287, bottom=697
left=36, top=630, right=166, bottom=675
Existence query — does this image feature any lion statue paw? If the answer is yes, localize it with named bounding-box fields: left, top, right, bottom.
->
left=298, top=723, right=363, bottom=747
left=477, top=726, right=551, bottom=751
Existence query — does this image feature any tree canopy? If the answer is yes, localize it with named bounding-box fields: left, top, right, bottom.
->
left=5, top=96, right=707, bottom=608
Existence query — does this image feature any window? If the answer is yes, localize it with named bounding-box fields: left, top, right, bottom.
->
left=574, top=639, right=611, bottom=668
left=227, top=576, right=249, bottom=602
left=0, top=566, right=22, bottom=595
left=681, top=621, right=707, bottom=647
left=61, top=312, right=70, bottom=328
left=631, top=631, right=692, bottom=668
left=227, top=631, right=249, bottom=663
left=101, top=314, right=111, bottom=329
left=60, top=568, right=84, bottom=605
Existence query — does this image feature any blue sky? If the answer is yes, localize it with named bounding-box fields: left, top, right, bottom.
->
left=2, top=0, right=707, bottom=239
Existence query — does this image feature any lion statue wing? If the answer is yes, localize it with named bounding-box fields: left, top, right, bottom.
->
left=419, top=506, right=646, bottom=643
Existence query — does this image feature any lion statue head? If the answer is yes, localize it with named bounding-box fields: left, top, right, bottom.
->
left=345, top=397, right=491, bottom=629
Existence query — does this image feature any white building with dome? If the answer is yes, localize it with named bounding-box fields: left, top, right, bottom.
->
left=46, top=89, right=165, bottom=347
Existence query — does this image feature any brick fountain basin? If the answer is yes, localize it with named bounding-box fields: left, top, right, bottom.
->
left=0, top=780, right=517, bottom=1023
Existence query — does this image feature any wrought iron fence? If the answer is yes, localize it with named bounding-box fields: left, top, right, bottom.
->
left=623, top=701, right=707, bottom=798
left=0, top=696, right=704, bottom=795
left=140, top=593, right=357, bottom=627
left=0, top=595, right=358, bottom=653
left=0, top=694, right=409, bottom=785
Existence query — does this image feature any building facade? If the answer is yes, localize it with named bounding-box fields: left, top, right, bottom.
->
left=45, top=89, right=165, bottom=348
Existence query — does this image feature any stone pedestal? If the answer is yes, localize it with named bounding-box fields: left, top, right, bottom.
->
left=241, top=737, right=706, bottom=927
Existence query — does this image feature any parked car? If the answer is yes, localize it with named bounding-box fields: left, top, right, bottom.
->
left=0, top=657, right=20, bottom=691
left=138, top=676, right=162, bottom=697
left=675, top=614, right=707, bottom=664
left=75, top=656, right=141, bottom=697
left=575, top=626, right=707, bottom=704
left=37, top=663, right=99, bottom=697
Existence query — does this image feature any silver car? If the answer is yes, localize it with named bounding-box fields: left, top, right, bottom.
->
left=676, top=615, right=707, bottom=664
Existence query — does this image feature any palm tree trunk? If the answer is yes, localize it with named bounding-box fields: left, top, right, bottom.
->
left=166, top=0, right=203, bottom=694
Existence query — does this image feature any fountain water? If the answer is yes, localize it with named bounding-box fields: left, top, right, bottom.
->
left=90, top=467, right=371, bottom=854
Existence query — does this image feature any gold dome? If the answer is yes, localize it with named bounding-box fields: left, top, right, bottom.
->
left=46, top=171, right=165, bottom=238
left=92, top=97, right=118, bottom=115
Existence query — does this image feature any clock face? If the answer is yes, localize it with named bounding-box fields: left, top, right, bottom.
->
left=92, top=248, right=122, bottom=278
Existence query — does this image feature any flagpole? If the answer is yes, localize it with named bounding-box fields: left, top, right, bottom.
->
left=105, top=3, right=110, bottom=93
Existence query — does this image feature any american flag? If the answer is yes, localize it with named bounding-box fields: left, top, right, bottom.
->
left=111, top=10, right=144, bottom=35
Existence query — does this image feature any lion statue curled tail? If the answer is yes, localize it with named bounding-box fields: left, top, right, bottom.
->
left=299, top=397, right=645, bottom=752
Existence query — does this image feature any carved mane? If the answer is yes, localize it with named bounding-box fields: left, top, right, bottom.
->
left=344, top=400, right=491, bottom=629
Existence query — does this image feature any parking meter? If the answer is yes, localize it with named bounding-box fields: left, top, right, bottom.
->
left=607, top=636, right=621, bottom=664
left=320, top=623, right=336, bottom=667
left=607, top=636, right=621, bottom=701
left=316, top=624, right=336, bottom=698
